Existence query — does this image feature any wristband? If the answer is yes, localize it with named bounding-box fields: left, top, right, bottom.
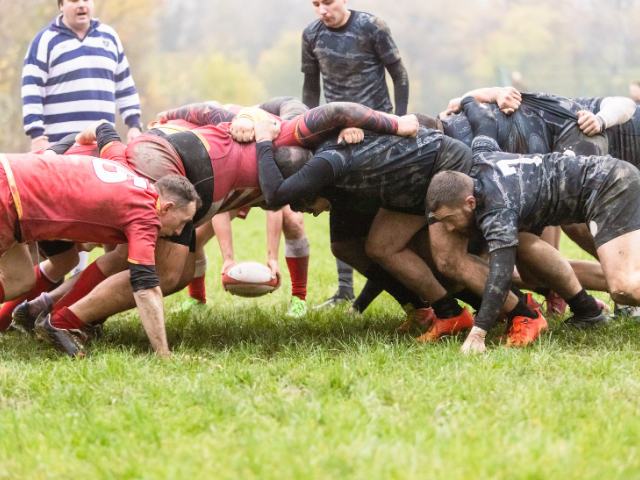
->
left=470, top=326, right=487, bottom=338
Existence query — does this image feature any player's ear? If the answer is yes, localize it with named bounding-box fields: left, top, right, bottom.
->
left=466, top=195, right=476, bottom=210
left=160, top=201, right=175, bottom=215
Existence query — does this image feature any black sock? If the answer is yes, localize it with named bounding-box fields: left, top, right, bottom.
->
left=454, top=289, right=483, bottom=311
left=507, top=300, right=537, bottom=321
left=359, top=264, right=429, bottom=311
left=352, top=280, right=384, bottom=313
left=566, top=289, right=601, bottom=317
left=511, top=287, right=528, bottom=304
left=432, top=294, right=463, bottom=319
left=534, top=287, right=551, bottom=297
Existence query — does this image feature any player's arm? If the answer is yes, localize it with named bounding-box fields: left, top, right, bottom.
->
left=130, top=264, right=168, bottom=358
left=211, top=212, right=235, bottom=274
left=265, top=210, right=283, bottom=287
left=258, top=97, right=308, bottom=119
left=22, top=35, right=50, bottom=151
left=461, top=96, right=503, bottom=155
left=302, top=72, right=321, bottom=109
left=445, top=87, right=522, bottom=118
left=45, top=133, right=79, bottom=155
left=255, top=120, right=335, bottom=209
left=578, top=96, right=636, bottom=136
left=160, top=103, right=237, bottom=126
left=386, top=60, right=409, bottom=116
left=95, top=122, right=127, bottom=164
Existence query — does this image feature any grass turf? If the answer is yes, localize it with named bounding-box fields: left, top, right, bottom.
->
left=1, top=209, right=639, bottom=479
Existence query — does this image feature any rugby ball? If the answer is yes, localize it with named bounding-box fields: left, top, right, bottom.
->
left=222, top=262, right=279, bottom=297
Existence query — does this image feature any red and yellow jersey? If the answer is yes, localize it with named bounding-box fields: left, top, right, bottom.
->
left=2, top=144, right=161, bottom=265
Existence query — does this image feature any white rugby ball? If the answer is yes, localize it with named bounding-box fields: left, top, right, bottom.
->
left=222, top=262, right=279, bottom=298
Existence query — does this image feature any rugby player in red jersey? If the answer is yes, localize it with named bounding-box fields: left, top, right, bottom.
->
left=4, top=121, right=199, bottom=358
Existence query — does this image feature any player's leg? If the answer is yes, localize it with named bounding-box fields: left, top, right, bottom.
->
left=281, top=206, right=310, bottom=318
left=366, top=209, right=474, bottom=340
left=51, top=239, right=192, bottom=331
left=181, top=221, right=215, bottom=310
left=0, top=243, right=36, bottom=302
left=537, top=226, right=567, bottom=313
left=562, top=223, right=599, bottom=258
left=515, top=232, right=606, bottom=328
left=597, top=230, right=640, bottom=307
left=0, top=243, right=78, bottom=331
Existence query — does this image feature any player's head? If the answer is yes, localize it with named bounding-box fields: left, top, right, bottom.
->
left=414, top=113, right=444, bottom=133
left=630, top=81, right=640, bottom=101
left=274, top=146, right=313, bottom=179
left=426, top=171, right=476, bottom=234
left=154, top=175, right=201, bottom=236
left=291, top=197, right=332, bottom=217
left=312, top=0, right=350, bottom=28
left=59, top=0, right=94, bottom=32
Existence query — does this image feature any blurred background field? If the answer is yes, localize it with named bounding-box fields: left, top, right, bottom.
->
left=3, top=0, right=640, bottom=151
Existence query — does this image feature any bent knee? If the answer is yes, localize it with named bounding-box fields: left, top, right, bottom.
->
left=433, top=253, right=463, bottom=280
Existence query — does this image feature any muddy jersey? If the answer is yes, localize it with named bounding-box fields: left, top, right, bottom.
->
left=313, top=126, right=443, bottom=214
left=470, top=135, right=618, bottom=252
left=442, top=92, right=587, bottom=154
left=3, top=147, right=160, bottom=265
left=573, top=96, right=640, bottom=167
left=302, top=11, right=401, bottom=113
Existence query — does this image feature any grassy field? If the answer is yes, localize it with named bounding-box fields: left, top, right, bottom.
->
left=1, top=209, right=639, bottom=479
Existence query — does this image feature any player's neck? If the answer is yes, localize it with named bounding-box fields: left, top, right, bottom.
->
left=61, top=17, right=90, bottom=40
left=332, top=10, right=351, bottom=29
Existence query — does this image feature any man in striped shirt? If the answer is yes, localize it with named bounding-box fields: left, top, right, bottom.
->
left=22, top=0, right=142, bottom=152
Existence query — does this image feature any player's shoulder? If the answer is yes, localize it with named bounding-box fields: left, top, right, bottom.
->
left=94, top=22, right=120, bottom=42
left=355, top=11, right=391, bottom=34
left=303, top=19, right=325, bottom=38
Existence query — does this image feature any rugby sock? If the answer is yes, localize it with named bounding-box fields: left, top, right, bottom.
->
left=0, top=264, right=55, bottom=332
left=51, top=306, right=85, bottom=331
left=431, top=294, right=464, bottom=320
left=355, top=264, right=429, bottom=312
left=28, top=292, right=53, bottom=318
left=285, top=237, right=310, bottom=301
left=566, top=288, right=601, bottom=317
left=70, top=251, right=89, bottom=276
left=336, top=259, right=354, bottom=299
left=453, top=289, right=483, bottom=312
left=188, top=257, right=208, bottom=304
left=507, top=301, right=537, bottom=321
left=51, top=261, right=107, bottom=315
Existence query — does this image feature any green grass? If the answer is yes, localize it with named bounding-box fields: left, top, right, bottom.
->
left=1, top=209, right=639, bottom=479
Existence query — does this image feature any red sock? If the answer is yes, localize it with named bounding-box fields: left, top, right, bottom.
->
left=52, top=261, right=107, bottom=315
left=286, top=255, right=309, bottom=301
left=188, top=276, right=206, bottom=303
left=0, top=265, right=54, bottom=332
left=51, top=307, right=85, bottom=331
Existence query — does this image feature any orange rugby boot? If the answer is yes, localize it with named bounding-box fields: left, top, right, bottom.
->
left=397, top=305, right=435, bottom=333
left=503, top=310, right=548, bottom=348
left=415, top=307, right=474, bottom=343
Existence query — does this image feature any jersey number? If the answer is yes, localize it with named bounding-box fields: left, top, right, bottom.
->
left=496, top=156, right=542, bottom=176
left=92, top=158, right=147, bottom=188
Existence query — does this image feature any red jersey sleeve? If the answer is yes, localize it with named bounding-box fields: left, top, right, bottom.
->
left=100, top=141, right=127, bottom=166
left=125, top=216, right=160, bottom=266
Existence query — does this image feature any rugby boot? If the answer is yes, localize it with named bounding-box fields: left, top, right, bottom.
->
left=503, top=310, right=548, bottom=348
left=174, top=297, right=207, bottom=313
left=564, top=305, right=610, bottom=330
left=415, top=307, right=474, bottom=343
left=545, top=290, right=567, bottom=315
left=526, top=293, right=541, bottom=312
left=314, top=289, right=354, bottom=309
left=397, top=305, right=435, bottom=333
left=34, top=313, right=86, bottom=358
left=11, top=300, right=39, bottom=333
left=614, top=303, right=640, bottom=322
left=286, top=297, right=308, bottom=318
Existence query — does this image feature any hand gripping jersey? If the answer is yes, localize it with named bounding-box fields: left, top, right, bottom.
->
left=0, top=148, right=160, bottom=265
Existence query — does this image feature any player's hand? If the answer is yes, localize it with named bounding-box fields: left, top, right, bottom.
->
left=338, top=127, right=364, bottom=144
left=461, top=326, right=487, bottom=354
left=127, top=127, right=142, bottom=143
left=230, top=117, right=256, bottom=143
left=267, top=258, right=281, bottom=290
left=444, top=97, right=463, bottom=117
left=75, top=120, right=108, bottom=145
left=220, top=258, right=234, bottom=277
left=397, top=114, right=420, bottom=137
left=577, top=110, right=604, bottom=137
left=156, top=111, right=169, bottom=124
left=30, top=136, right=50, bottom=152
left=254, top=119, right=281, bottom=143
left=495, top=87, right=521, bottom=115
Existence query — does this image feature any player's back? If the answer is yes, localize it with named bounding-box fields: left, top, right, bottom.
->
left=5, top=153, right=160, bottom=247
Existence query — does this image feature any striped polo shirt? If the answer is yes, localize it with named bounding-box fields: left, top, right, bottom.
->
left=22, top=16, right=142, bottom=142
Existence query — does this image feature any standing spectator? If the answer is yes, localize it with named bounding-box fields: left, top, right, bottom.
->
left=629, top=81, right=640, bottom=106
left=22, top=0, right=142, bottom=152
left=21, top=0, right=143, bottom=275
left=302, top=0, right=409, bottom=307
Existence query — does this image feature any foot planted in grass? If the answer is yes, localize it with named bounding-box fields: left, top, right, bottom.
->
left=34, top=312, right=86, bottom=358
left=503, top=310, right=548, bottom=348
left=286, top=297, right=307, bottom=318
left=415, top=307, right=474, bottom=343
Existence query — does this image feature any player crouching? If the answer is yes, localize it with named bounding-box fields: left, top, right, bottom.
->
left=4, top=121, right=199, bottom=358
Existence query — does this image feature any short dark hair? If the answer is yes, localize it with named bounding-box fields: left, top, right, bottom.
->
left=58, top=0, right=64, bottom=6
left=273, top=146, right=313, bottom=179
left=154, top=175, right=202, bottom=211
left=426, top=171, right=473, bottom=214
